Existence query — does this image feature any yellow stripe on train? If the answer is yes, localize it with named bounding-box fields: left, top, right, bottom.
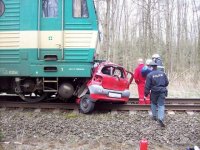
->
left=0, top=30, right=98, bottom=49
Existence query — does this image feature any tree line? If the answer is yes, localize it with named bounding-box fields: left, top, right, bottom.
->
left=95, top=0, right=200, bottom=78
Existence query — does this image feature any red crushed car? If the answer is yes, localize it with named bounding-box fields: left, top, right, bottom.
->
left=77, top=61, right=133, bottom=113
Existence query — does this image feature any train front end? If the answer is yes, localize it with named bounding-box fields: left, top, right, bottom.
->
left=0, top=0, right=98, bottom=102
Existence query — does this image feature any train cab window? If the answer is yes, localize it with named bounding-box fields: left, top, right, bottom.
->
left=0, top=0, right=5, bottom=17
left=42, top=0, right=58, bottom=18
left=73, top=0, right=89, bottom=18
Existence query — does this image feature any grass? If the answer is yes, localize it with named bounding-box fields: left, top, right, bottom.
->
left=64, top=112, right=79, bottom=119
left=168, top=72, right=200, bottom=98
left=0, top=130, right=3, bottom=142
left=130, top=72, right=200, bottom=98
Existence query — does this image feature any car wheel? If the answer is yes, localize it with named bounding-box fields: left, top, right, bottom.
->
left=80, top=94, right=95, bottom=114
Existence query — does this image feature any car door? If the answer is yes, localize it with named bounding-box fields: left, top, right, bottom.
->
left=101, top=66, right=129, bottom=91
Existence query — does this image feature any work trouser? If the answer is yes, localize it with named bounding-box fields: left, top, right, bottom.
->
left=137, top=83, right=150, bottom=104
left=150, top=92, right=166, bottom=121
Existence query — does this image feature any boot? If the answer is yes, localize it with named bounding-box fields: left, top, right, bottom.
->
left=158, top=120, right=165, bottom=128
left=145, top=99, right=150, bottom=104
left=139, top=99, right=145, bottom=105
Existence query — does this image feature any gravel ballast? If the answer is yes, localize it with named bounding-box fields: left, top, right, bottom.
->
left=0, top=109, right=200, bottom=150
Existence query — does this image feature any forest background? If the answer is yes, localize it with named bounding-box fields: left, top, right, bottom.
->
left=94, top=0, right=200, bottom=98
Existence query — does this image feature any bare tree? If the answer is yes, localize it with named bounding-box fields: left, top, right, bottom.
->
left=95, top=0, right=200, bottom=75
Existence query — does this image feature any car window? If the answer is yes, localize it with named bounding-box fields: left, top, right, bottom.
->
left=102, top=66, right=124, bottom=78
left=113, top=68, right=124, bottom=78
left=102, top=66, right=113, bottom=76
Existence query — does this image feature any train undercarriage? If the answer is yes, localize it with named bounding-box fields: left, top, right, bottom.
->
left=0, top=77, right=88, bottom=103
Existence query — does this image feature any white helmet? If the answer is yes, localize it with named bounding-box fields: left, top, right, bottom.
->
left=152, top=54, right=160, bottom=59
left=145, top=59, right=152, bottom=65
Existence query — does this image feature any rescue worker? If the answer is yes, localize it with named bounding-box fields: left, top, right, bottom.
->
left=144, top=61, right=169, bottom=127
left=141, top=59, right=152, bottom=78
left=141, top=59, right=152, bottom=104
left=152, top=54, right=164, bottom=72
left=134, top=58, right=145, bottom=104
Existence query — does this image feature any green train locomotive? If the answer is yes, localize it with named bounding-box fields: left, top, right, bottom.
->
left=0, top=0, right=98, bottom=102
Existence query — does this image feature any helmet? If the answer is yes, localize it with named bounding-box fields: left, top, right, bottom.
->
left=145, top=59, right=152, bottom=65
left=152, top=54, right=160, bottom=59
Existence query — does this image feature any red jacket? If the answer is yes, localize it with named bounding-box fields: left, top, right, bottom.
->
left=134, top=64, right=146, bottom=84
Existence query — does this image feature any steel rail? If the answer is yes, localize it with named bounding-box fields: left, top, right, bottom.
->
left=0, top=101, right=78, bottom=109
left=0, top=95, right=200, bottom=104
left=129, top=98, right=200, bottom=104
left=0, top=101, right=200, bottom=111
left=96, top=104, right=200, bottom=111
left=0, top=95, right=200, bottom=111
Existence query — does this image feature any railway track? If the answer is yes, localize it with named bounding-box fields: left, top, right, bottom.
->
left=0, top=95, right=200, bottom=111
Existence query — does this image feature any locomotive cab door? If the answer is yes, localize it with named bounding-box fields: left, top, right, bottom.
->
left=38, top=0, right=63, bottom=60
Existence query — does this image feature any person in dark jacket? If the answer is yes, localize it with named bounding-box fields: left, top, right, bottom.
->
left=144, top=61, right=169, bottom=127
